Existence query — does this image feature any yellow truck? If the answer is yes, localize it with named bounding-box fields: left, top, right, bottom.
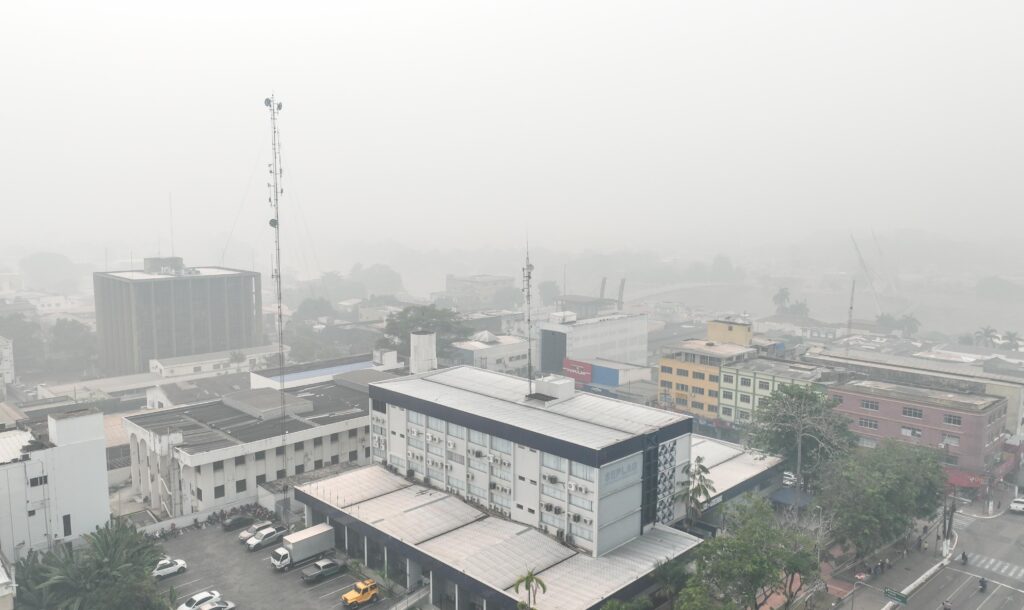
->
left=341, top=579, right=380, bottom=607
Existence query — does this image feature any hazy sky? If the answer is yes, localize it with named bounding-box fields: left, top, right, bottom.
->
left=2, top=1, right=1022, bottom=271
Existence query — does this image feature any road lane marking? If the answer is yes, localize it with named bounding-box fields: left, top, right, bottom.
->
left=947, top=567, right=1024, bottom=595
left=320, top=585, right=353, bottom=599
left=307, top=574, right=347, bottom=590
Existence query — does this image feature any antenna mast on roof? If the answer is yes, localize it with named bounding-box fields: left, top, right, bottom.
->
left=265, top=95, right=288, bottom=480
left=523, top=244, right=535, bottom=394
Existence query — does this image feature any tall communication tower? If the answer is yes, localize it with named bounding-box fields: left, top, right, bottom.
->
left=523, top=246, right=535, bottom=394
left=265, top=95, right=289, bottom=484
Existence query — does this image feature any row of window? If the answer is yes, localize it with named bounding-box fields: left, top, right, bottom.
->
left=857, top=400, right=963, bottom=427
left=199, top=430, right=362, bottom=474
left=197, top=450, right=366, bottom=501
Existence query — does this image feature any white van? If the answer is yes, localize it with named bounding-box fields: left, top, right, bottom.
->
left=1009, top=498, right=1024, bottom=514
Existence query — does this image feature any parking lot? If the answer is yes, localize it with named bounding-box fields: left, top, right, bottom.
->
left=157, top=524, right=389, bottom=610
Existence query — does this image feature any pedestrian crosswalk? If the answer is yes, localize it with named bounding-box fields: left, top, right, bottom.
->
left=968, top=554, right=1024, bottom=580
left=953, top=512, right=976, bottom=529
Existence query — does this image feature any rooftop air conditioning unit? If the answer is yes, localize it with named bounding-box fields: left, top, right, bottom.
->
left=572, top=514, right=581, bottom=523
left=567, top=483, right=577, bottom=492
left=544, top=503, right=553, bottom=511
left=502, top=459, right=511, bottom=467
left=474, top=450, right=484, bottom=458
left=541, top=474, right=549, bottom=482
left=554, top=507, right=563, bottom=515
left=490, top=482, right=498, bottom=490
left=583, top=517, right=592, bottom=525
left=467, top=473, right=474, bottom=480
left=487, top=455, right=496, bottom=463
left=548, top=475, right=558, bottom=484
left=407, top=451, right=413, bottom=458
left=447, top=441, right=456, bottom=449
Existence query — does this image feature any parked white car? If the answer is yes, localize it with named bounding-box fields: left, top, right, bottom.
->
left=177, top=590, right=220, bottom=610
left=196, top=602, right=235, bottom=610
left=152, top=557, right=187, bottom=579
left=1009, top=498, right=1024, bottom=514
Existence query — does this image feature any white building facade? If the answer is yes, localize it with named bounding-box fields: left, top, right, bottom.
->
left=0, top=336, right=12, bottom=400
left=0, top=409, right=109, bottom=562
left=368, top=367, right=692, bottom=557
left=451, top=332, right=529, bottom=377
left=537, top=312, right=648, bottom=375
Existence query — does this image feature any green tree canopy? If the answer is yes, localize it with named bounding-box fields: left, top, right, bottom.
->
left=379, top=305, right=470, bottom=358
left=676, top=455, right=716, bottom=530
left=748, top=385, right=855, bottom=494
left=0, top=313, right=44, bottom=370
left=293, top=297, right=337, bottom=322
left=821, top=440, right=944, bottom=558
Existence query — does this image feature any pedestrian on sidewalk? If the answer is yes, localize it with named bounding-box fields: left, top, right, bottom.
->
left=885, top=558, right=892, bottom=571
left=924, top=540, right=929, bottom=553
left=917, top=535, right=923, bottom=551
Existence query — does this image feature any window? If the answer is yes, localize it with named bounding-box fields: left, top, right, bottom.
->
left=692, top=372, right=705, bottom=380
left=569, top=494, right=593, bottom=511
left=542, top=452, right=567, bottom=471
left=692, top=401, right=704, bottom=410
left=29, top=475, right=48, bottom=487
left=758, top=380, right=770, bottom=390
left=943, top=454, right=959, bottom=466
left=63, top=514, right=72, bottom=537
left=675, top=368, right=689, bottom=377
left=692, top=387, right=705, bottom=395
left=944, top=414, right=962, bottom=427
left=740, top=394, right=751, bottom=404
left=740, top=377, right=752, bottom=387
left=490, top=436, right=512, bottom=454
left=660, top=365, right=673, bottom=374
left=331, top=455, right=339, bottom=465
left=858, top=418, right=879, bottom=430
left=276, top=469, right=286, bottom=479
left=447, top=423, right=466, bottom=439
left=314, top=459, right=323, bottom=469
left=330, top=433, right=339, bottom=442
left=27, top=510, right=36, bottom=517
left=707, top=404, right=718, bottom=413
left=861, top=400, right=879, bottom=411
left=314, top=437, right=323, bottom=447
left=408, top=410, right=425, bottom=425
left=675, top=383, right=688, bottom=391
left=427, top=443, right=444, bottom=456
left=901, top=426, right=923, bottom=438
left=195, top=465, right=201, bottom=474
left=541, top=512, right=562, bottom=527
left=256, top=474, right=266, bottom=485
left=722, top=390, right=733, bottom=400
left=942, top=434, right=960, bottom=447
left=235, top=479, right=247, bottom=493
left=469, top=429, right=488, bottom=446
left=709, top=374, right=719, bottom=383
left=660, top=380, right=672, bottom=388
left=902, top=407, right=923, bottom=419
left=675, top=397, right=687, bottom=406
left=213, top=460, right=224, bottom=472
left=348, top=450, right=358, bottom=462
left=722, top=374, right=734, bottom=384
left=427, top=416, right=445, bottom=432
left=858, top=436, right=878, bottom=448
left=255, top=451, right=265, bottom=461
left=721, top=407, right=733, bottom=417
left=570, top=461, right=595, bottom=482
left=348, top=429, right=359, bottom=438
left=708, top=390, right=719, bottom=398
left=408, top=437, right=424, bottom=450
left=276, top=446, right=285, bottom=456
left=542, top=483, right=566, bottom=500
left=738, top=410, right=750, bottom=420
left=446, top=451, right=465, bottom=465
left=235, top=456, right=245, bottom=466
left=294, top=441, right=304, bottom=451
left=214, top=485, right=225, bottom=499
left=294, top=465, right=305, bottom=475
left=469, top=458, right=488, bottom=472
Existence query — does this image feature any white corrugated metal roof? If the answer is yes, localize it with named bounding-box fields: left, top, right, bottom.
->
left=0, top=429, right=34, bottom=464
left=373, top=367, right=688, bottom=450
left=298, top=465, right=412, bottom=508
left=691, top=435, right=782, bottom=500
left=344, top=485, right=484, bottom=545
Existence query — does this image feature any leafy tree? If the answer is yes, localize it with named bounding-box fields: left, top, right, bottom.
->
left=772, top=288, right=791, bottom=313
left=1004, top=331, right=1020, bottom=351
left=748, top=385, right=855, bottom=502
left=603, top=598, right=653, bottom=610
left=976, top=326, right=998, bottom=347
left=899, top=314, right=921, bottom=337
left=284, top=323, right=344, bottom=363
left=293, top=297, right=337, bottom=322
left=692, top=497, right=818, bottom=610
left=491, top=285, right=524, bottom=310
left=349, top=263, right=404, bottom=296
left=821, top=440, right=944, bottom=558
left=378, top=305, right=470, bottom=358
left=651, top=557, right=689, bottom=602
left=786, top=300, right=810, bottom=319
left=0, top=313, right=45, bottom=369
left=676, top=455, right=716, bottom=530
left=538, top=281, right=561, bottom=306
left=513, top=569, right=547, bottom=609
left=12, top=550, right=59, bottom=610
left=48, top=318, right=96, bottom=372
left=675, top=580, right=740, bottom=610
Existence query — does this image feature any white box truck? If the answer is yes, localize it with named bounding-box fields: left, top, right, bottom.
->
left=270, top=523, right=335, bottom=571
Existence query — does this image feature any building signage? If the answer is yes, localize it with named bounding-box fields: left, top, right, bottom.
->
left=602, top=454, right=641, bottom=486
left=562, top=359, right=593, bottom=384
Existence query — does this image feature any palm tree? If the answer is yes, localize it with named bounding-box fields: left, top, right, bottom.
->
left=12, top=550, right=59, bottom=610
left=1004, top=331, right=1021, bottom=352
left=899, top=314, right=921, bottom=337
left=976, top=326, right=998, bottom=347
left=676, top=455, right=716, bottom=529
left=875, top=313, right=897, bottom=331
left=513, top=569, right=548, bottom=609
left=773, top=288, right=791, bottom=313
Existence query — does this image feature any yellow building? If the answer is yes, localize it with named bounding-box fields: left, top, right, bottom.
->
left=658, top=340, right=755, bottom=420
left=706, top=319, right=753, bottom=347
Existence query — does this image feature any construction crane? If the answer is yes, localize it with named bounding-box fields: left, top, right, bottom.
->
left=850, top=235, right=882, bottom=316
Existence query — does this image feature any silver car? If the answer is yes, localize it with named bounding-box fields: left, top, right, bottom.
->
left=238, top=520, right=273, bottom=543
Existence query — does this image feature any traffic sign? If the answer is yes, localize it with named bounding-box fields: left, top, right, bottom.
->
left=884, top=588, right=908, bottom=605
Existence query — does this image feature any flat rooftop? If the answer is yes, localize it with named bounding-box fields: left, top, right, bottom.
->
left=724, top=358, right=831, bottom=381
left=807, top=347, right=1024, bottom=386
left=662, top=339, right=756, bottom=359
left=98, top=267, right=252, bottom=281
left=0, top=429, right=34, bottom=464
left=452, top=333, right=527, bottom=351
left=569, top=357, right=649, bottom=371
left=691, top=435, right=783, bottom=502
left=372, top=367, right=687, bottom=451
left=298, top=466, right=701, bottom=610
left=158, top=372, right=250, bottom=406
left=152, top=344, right=284, bottom=367
left=254, top=355, right=375, bottom=384
left=835, top=380, right=1003, bottom=412
left=126, top=380, right=369, bottom=455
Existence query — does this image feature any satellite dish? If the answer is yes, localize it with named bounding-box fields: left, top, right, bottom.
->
left=264, top=98, right=272, bottom=107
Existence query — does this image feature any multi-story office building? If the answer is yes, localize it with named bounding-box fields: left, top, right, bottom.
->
left=450, top=331, right=530, bottom=377
left=122, top=369, right=384, bottom=518
left=94, top=257, right=263, bottom=375
left=0, top=408, right=109, bottom=562
left=0, top=336, right=12, bottom=400
left=368, top=367, right=692, bottom=556
left=537, top=311, right=648, bottom=374
left=718, top=359, right=837, bottom=426
left=830, top=380, right=1011, bottom=490
left=657, top=340, right=755, bottom=421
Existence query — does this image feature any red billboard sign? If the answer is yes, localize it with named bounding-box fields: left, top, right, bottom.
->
left=562, top=358, right=593, bottom=384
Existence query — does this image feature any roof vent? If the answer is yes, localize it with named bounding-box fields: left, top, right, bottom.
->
left=532, top=375, right=575, bottom=403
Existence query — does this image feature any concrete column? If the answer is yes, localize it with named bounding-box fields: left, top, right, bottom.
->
left=407, top=558, right=422, bottom=590
left=383, top=545, right=388, bottom=579
left=344, top=526, right=349, bottom=554
left=363, top=534, right=368, bottom=565
left=304, top=504, right=313, bottom=525
left=129, top=435, right=141, bottom=494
